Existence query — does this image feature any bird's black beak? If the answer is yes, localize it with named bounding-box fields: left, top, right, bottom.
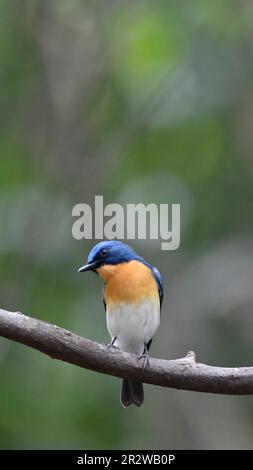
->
left=78, top=261, right=99, bottom=273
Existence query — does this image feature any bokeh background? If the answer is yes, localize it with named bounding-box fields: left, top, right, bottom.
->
left=1, top=0, right=253, bottom=449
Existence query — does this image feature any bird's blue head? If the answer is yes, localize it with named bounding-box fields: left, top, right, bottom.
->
left=78, top=240, right=140, bottom=273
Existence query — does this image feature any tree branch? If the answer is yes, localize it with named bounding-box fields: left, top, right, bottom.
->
left=0, top=308, right=253, bottom=394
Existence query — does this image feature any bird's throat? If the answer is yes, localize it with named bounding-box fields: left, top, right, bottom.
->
left=96, top=263, right=124, bottom=282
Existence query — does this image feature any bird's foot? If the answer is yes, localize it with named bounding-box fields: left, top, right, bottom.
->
left=138, top=352, right=150, bottom=370
left=106, top=344, right=119, bottom=350
left=105, top=337, right=118, bottom=350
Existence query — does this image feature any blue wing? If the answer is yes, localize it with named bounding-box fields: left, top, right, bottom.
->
left=151, top=266, right=164, bottom=310
left=102, top=285, right=106, bottom=311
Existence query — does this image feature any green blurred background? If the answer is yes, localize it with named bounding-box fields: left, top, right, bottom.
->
left=1, top=0, right=253, bottom=449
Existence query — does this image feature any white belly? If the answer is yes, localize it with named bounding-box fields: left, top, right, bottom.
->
left=106, top=300, right=160, bottom=355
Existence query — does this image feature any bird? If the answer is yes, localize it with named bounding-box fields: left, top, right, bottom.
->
left=78, top=240, right=163, bottom=407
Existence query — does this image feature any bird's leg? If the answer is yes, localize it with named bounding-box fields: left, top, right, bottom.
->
left=106, top=336, right=118, bottom=350
left=138, top=343, right=150, bottom=369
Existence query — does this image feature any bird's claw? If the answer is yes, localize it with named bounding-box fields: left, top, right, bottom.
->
left=105, top=337, right=118, bottom=350
left=138, top=353, right=150, bottom=370
left=106, top=343, right=119, bottom=350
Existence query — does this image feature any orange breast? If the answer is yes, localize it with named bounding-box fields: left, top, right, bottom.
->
left=97, top=260, right=159, bottom=307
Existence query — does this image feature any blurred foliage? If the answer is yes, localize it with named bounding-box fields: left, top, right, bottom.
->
left=0, top=0, right=253, bottom=449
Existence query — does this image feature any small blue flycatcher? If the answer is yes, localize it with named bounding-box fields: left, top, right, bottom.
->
left=78, top=240, right=163, bottom=407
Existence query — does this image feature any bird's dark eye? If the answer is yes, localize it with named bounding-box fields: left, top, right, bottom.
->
left=100, top=249, right=108, bottom=257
